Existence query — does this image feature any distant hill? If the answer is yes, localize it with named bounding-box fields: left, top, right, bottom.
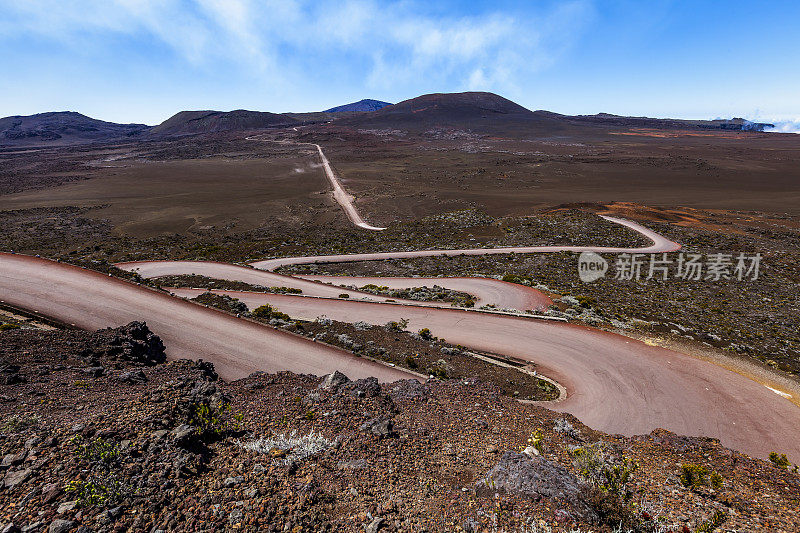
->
left=2, top=96, right=775, bottom=146
left=149, top=110, right=299, bottom=137
left=337, top=91, right=567, bottom=135
left=338, top=91, right=775, bottom=136
left=0, top=111, right=150, bottom=146
left=378, top=92, right=531, bottom=116
left=324, top=99, right=392, bottom=113
left=565, top=113, right=774, bottom=132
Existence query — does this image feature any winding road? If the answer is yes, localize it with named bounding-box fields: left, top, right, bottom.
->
left=1, top=139, right=798, bottom=461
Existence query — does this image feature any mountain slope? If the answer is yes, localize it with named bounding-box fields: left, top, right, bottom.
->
left=325, top=99, right=392, bottom=113
left=149, top=110, right=299, bottom=137
left=0, top=111, right=150, bottom=146
left=377, top=92, right=531, bottom=116
left=337, top=91, right=566, bottom=135
left=337, top=91, right=775, bottom=137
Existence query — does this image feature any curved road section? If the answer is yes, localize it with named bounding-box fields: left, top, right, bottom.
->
left=114, top=216, right=800, bottom=461
left=0, top=253, right=411, bottom=383
left=249, top=215, right=680, bottom=270
left=1, top=139, right=798, bottom=462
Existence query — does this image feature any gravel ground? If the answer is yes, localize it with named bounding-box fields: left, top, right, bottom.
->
left=1, top=326, right=799, bottom=532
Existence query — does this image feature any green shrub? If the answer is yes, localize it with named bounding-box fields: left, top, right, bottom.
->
left=65, top=479, right=122, bottom=507
left=405, top=355, right=419, bottom=369
left=0, top=323, right=20, bottom=331
left=456, top=297, right=475, bottom=308
left=338, top=293, right=349, bottom=298
left=710, top=470, right=723, bottom=488
left=252, top=304, right=274, bottom=318
left=427, top=366, right=448, bottom=379
left=189, top=400, right=237, bottom=438
left=267, top=286, right=302, bottom=294
left=769, top=452, right=791, bottom=469
left=680, top=463, right=708, bottom=488
left=386, top=318, right=409, bottom=332
left=526, top=429, right=544, bottom=454
left=251, top=304, right=291, bottom=321
left=418, top=328, right=433, bottom=340
left=72, top=436, right=119, bottom=464
left=570, top=443, right=640, bottom=529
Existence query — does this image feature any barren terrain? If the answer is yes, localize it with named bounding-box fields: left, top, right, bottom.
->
left=2, top=94, right=800, bottom=532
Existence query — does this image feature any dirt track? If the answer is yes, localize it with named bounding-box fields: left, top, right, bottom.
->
left=2, top=140, right=799, bottom=461
left=0, top=253, right=411, bottom=382
left=111, top=214, right=797, bottom=460
left=167, top=287, right=800, bottom=461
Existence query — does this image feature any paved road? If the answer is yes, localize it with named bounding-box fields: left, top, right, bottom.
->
left=117, top=261, right=553, bottom=311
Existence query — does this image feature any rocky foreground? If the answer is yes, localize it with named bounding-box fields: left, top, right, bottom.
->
left=1, top=324, right=798, bottom=532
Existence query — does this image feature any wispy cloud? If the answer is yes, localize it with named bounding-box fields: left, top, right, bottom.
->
left=0, top=0, right=593, bottom=96
left=765, top=121, right=800, bottom=134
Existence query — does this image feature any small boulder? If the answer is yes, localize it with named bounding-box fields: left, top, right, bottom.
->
left=48, top=520, right=75, bottom=533
left=365, top=517, right=384, bottom=533
left=116, top=370, right=148, bottom=384
left=224, top=476, right=244, bottom=488
left=171, top=425, right=197, bottom=447
left=319, top=371, right=350, bottom=391
left=82, top=366, right=104, bottom=378
left=360, top=417, right=397, bottom=439
left=476, top=452, right=595, bottom=520
left=3, top=468, right=31, bottom=489
left=56, top=501, right=77, bottom=514
left=350, top=377, right=381, bottom=398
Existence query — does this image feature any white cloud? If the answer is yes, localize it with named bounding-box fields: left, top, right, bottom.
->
left=0, top=0, right=594, bottom=97
left=765, top=121, right=800, bottom=134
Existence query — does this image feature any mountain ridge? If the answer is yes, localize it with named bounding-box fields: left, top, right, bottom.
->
left=324, top=99, right=392, bottom=113
left=0, top=111, right=150, bottom=146
left=148, top=109, right=299, bottom=137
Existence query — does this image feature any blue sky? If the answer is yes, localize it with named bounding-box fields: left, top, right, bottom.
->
left=1, top=0, right=799, bottom=128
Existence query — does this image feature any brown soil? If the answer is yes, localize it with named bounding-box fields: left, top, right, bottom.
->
left=1, top=326, right=798, bottom=532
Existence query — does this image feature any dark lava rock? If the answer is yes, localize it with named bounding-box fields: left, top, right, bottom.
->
left=117, top=369, right=148, bottom=384
left=171, top=424, right=197, bottom=448
left=87, top=321, right=166, bottom=366
left=82, top=366, right=104, bottom=377
left=48, top=519, right=75, bottom=533
left=388, top=379, right=428, bottom=402
left=319, top=370, right=350, bottom=391
left=476, top=452, right=596, bottom=520
left=3, top=468, right=32, bottom=489
left=1, top=360, right=25, bottom=385
left=348, top=377, right=382, bottom=398
left=360, top=417, right=398, bottom=439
